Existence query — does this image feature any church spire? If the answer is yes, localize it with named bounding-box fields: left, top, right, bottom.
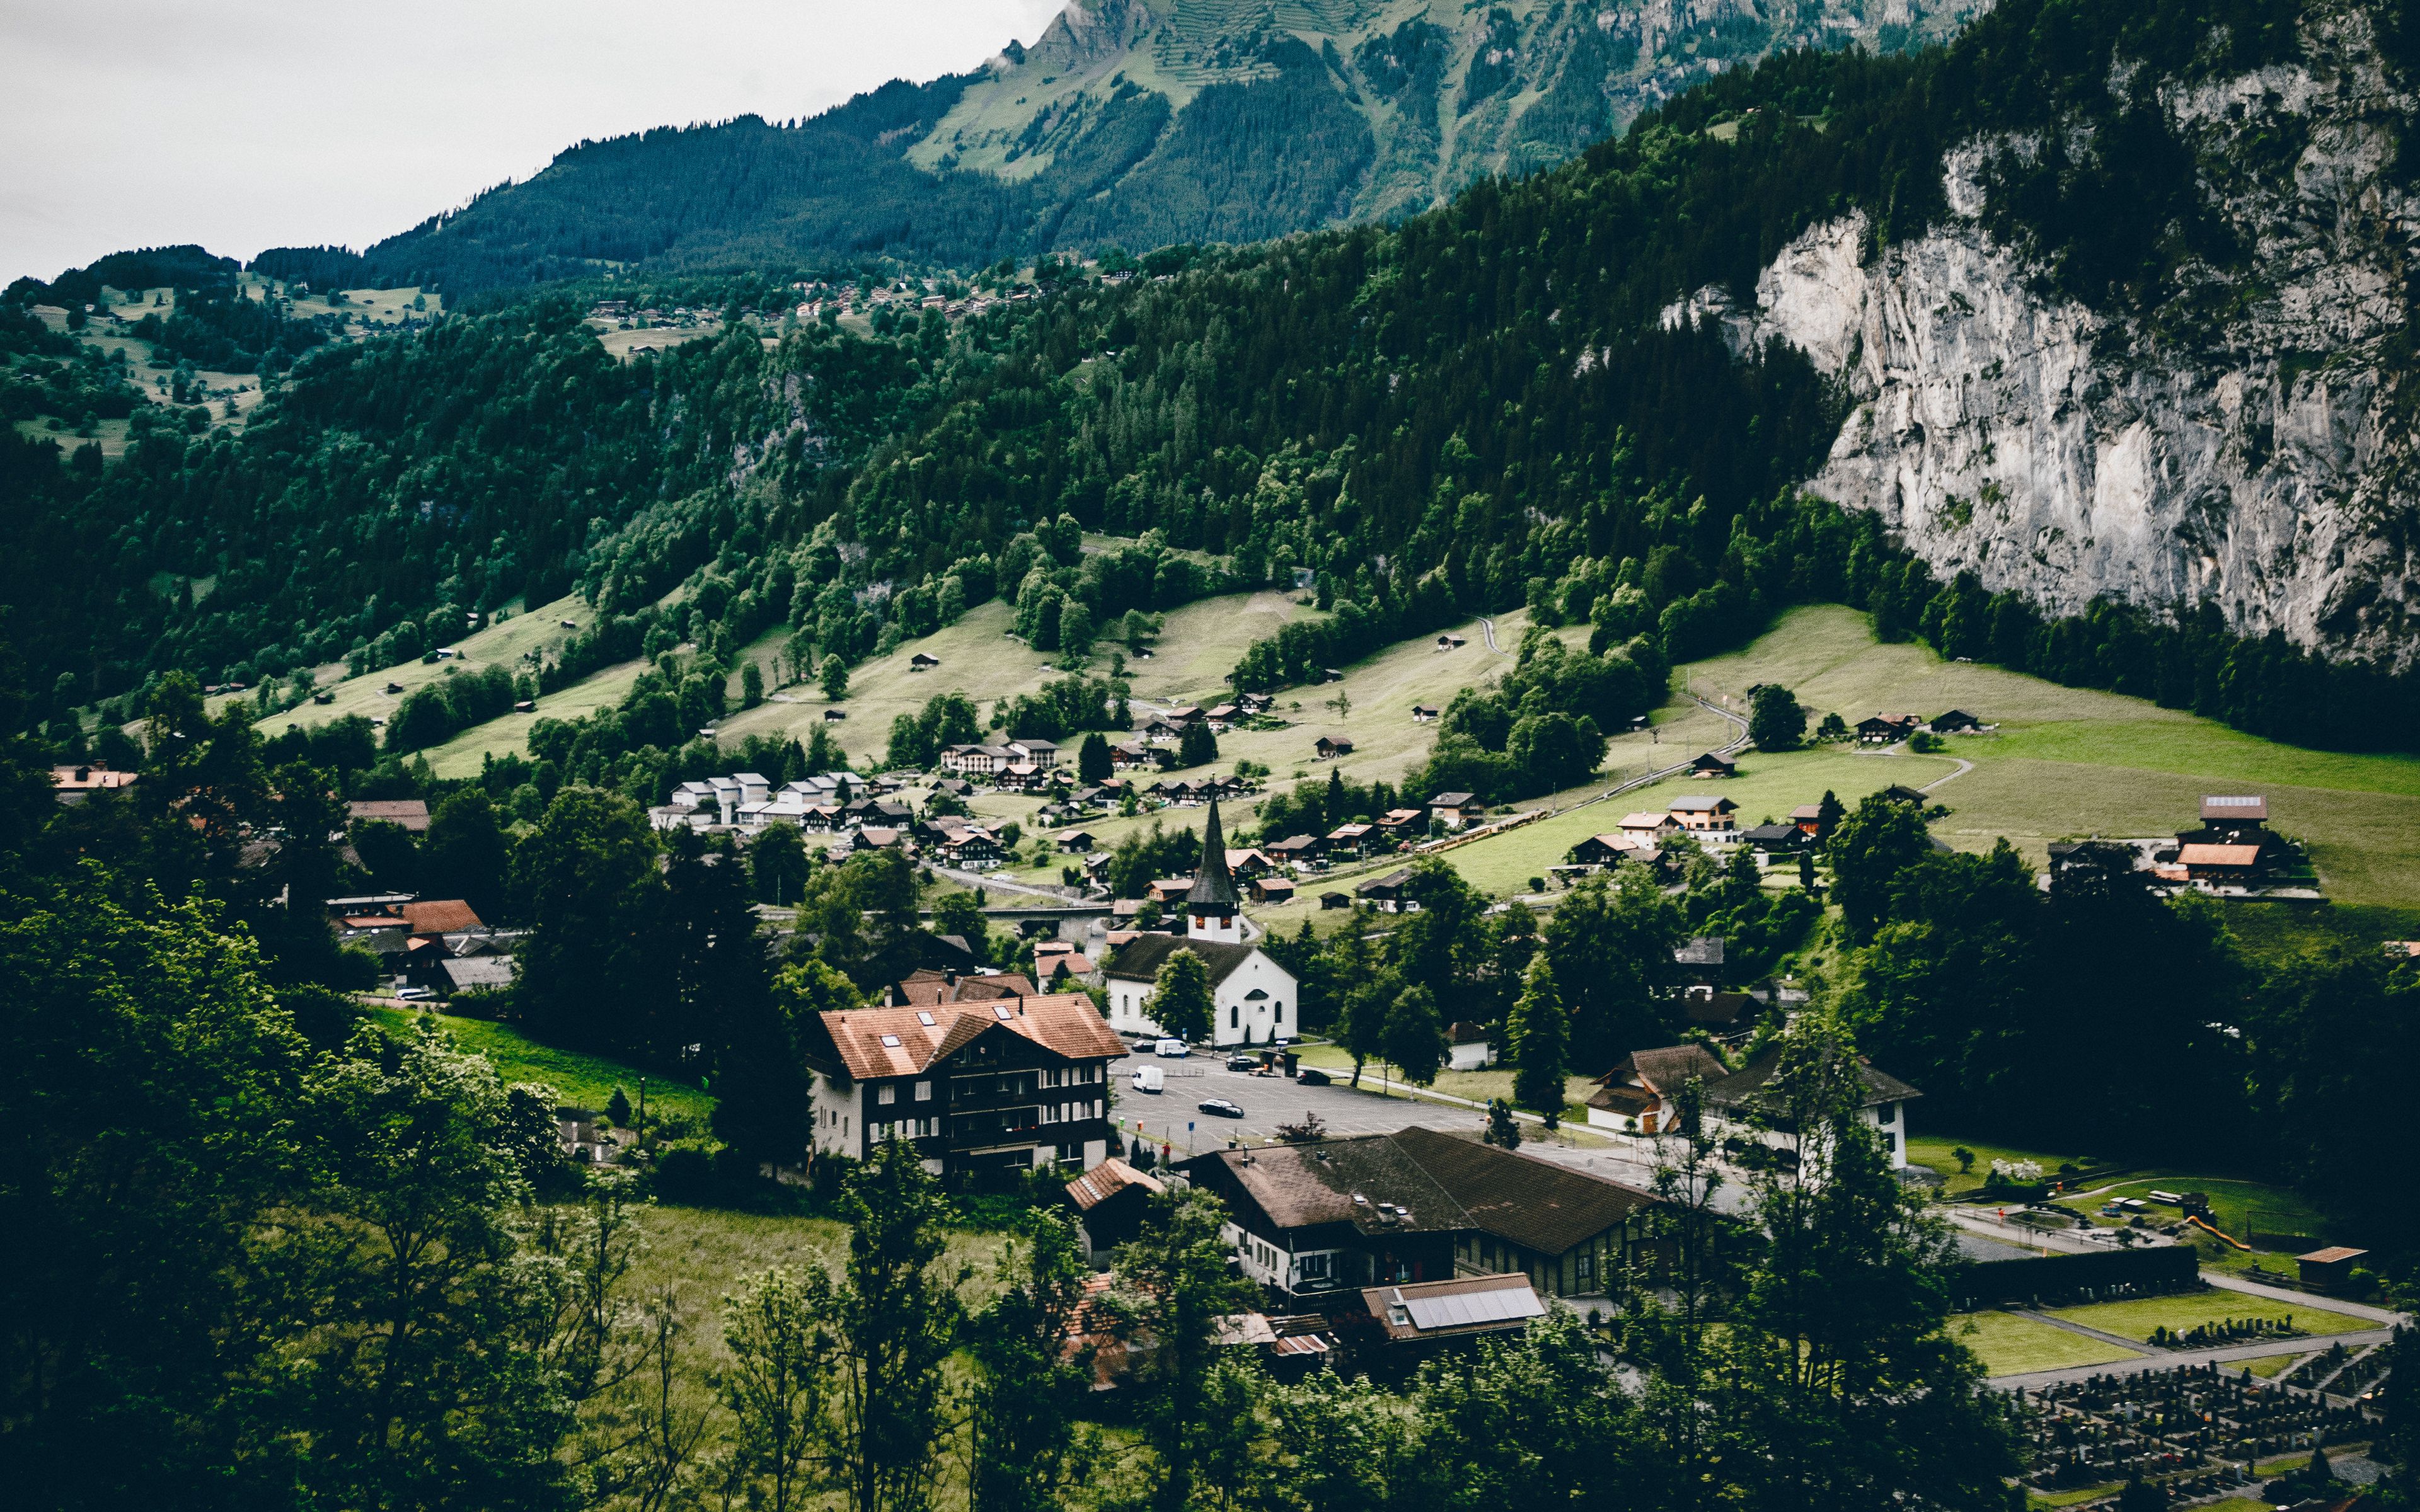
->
left=1185, top=798, right=1240, bottom=941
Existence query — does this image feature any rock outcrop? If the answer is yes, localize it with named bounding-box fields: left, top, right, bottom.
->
left=1669, top=1, right=2420, bottom=665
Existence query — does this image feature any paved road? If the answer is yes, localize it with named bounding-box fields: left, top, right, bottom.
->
left=1109, top=1054, right=1676, bottom=1192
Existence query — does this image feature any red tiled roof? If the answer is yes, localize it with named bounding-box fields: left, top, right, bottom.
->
left=817, top=994, right=1126, bottom=1080
left=399, top=899, right=483, bottom=934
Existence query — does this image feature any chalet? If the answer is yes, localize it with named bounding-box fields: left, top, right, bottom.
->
left=1150, top=779, right=1204, bottom=806
left=50, top=765, right=138, bottom=805
left=1667, top=795, right=1739, bottom=833
left=1178, top=1136, right=1465, bottom=1302
left=1250, top=876, right=1296, bottom=905
left=1183, top=1128, right=1663, bottom=1307
left=1586, top=1043, right=1728, bottom=1135
left=2176, top=842, right=2264, bottom=884
left=1446, top=1021, right=1495, bottom=1071
left=800, top=995, right=1127, bottom=1178
left=1739, top=822, right=1804, bottom=856
left=1435, top=634, right=1467, bottom=650
left=1112, top=742, right=1177, bottom=772
left=1320, top=891, right=1351, bottom=909
left=1356, top=868, right=1418, bottom=913
left=1568, top=833, right=1643, bottom=868
left=887, top=968, right=1040, bottom=1007
left=1877, top=784, right=1930, bottom=806
left=1618, top=810, right=1680, bottom=840
left=348, top=799, right=431, bottom=833
left=1315, top=736, right=1356, bottom=760
left=1684, top=989, right=1759, bottom=1035
left=854, top=825, right=906, bottom=851
left=1032, top=948, right=1095, bottom=989
left=1205, top=704, right=1240, bottom=731
left=1790, top=803, right=1824, bottom=836
left=1686, top=752, right=1738, bottom=779
left=1412, top=705, right=1440, bottom=723
left=1057, top=829, right=1098, bottom=854
left=2200, top=794, right=2269, bottom=830
left=1064, top=1158, right=1163, bottom=1261
left=909, top=652, right=942, bottom=671
left=940, top=744, right=1010, bottom=776
left=1163, top=706, right=1204, bottom=725
left=1928, top=709, right=1983, bottom=733
left=1856, top=713, right=1920, bottom=745
left=1006, top=738, right=1061, bottom=769
left=935, top=827, right=1005, bottom=869
left=1325, top=822, right=1378, bottom=859
left=1376, top=807, right=1429, bottom=838
left=1427, top=792, right=1479, bottom=831
left=1264, top=834, right=1323, bottom=868
left=1225, top=847, right=1273, bottom=880
left=1136, top=717, right=1185, bottom=741
left=1703, top=1053, right=1922, bottom=1170
left=823, top=708, right=848, bottom=722
left=1237, top=692, right=1274, bottom=715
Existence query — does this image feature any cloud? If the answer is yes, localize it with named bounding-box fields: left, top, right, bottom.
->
left=0, top=0, right=1066, bottom=283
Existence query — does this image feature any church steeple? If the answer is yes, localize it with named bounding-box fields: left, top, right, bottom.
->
left=1185, top=798, right=1241, bottom=943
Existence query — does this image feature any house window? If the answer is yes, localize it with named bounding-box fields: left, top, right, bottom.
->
left=1298, top=1252, right=1329, bottom=1279
left=1876, top=1102, right=1896, bottom=1125
left=914, top=1080, right=931, bottom=1101
left=878, top=1085, right=897, bottom=1106
left=1578, top=1251, right=1596, bottom=1283
left=1274, top=1002, right=1284, bottom=1024
left=1230, top=1004, right=1239, bottom=1028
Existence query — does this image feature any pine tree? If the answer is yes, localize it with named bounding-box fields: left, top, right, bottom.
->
left=1507, top=956, right=1571, bottom=1116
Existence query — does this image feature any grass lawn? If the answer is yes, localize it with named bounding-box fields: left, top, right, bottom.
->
left=237, top=590, right=588, bottom=730
left=367, top=1005, right=716, bottom=1127
left=2050, top=1175, right=2337, bottom=1257
left=2025, top=1485, right=2125, bottom=1509
left=1959, top=1310, right=2145, bottom=1375
left=1904, top=1133, right=2105, bottom=1197
left=1685, top=605, right=2420, bottom=913
left=2045, top=1289, right=2370, bottom=1343
left=2238, top=1350, right=2310, bottom=1378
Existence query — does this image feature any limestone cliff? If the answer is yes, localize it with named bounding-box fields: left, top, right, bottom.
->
left=1666, top=1, right=2420, bottom=665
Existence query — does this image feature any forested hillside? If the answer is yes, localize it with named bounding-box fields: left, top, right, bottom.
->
left=13, top=0, right=2420, bottom=766
left=345, top=0, right=1974, bottom=293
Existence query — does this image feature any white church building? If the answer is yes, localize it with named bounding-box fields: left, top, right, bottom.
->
left=1102, top=800, right=1299, bottom=1048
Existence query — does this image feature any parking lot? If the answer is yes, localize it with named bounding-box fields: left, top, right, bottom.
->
left=1107, top=1051, right=1673, bottom=1192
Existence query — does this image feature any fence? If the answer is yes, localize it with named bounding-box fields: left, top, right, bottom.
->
left=1953, top=1244, right=2199, bottom=1309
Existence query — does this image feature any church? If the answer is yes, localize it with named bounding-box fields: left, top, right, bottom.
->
left=1102, top=800, right=1301, bottom=1048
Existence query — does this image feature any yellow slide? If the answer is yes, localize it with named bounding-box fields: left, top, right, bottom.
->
left=2186, top=1213, right=2252, bottom=1251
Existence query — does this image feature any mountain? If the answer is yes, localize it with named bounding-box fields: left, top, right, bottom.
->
left=352, top=0, right=1979, bottom=291
left=18, top=0, right=2420, bottom=765
left=1673, top=0, right=2420, bottom=667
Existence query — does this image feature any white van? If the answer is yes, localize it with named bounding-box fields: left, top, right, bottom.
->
left=1155, top=1038, right=1190, bottom=1058
left=1131, top=1065, right=1166, bottom=1094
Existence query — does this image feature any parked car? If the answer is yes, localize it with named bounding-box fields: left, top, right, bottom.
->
left=1155, top=1038, right=1190, bottom=1058
left=1197, top=1097, right=1246, bottom=1119
left=1131, top=1065, right=1166, bottom=1094
left=395, top=985, right=436, bottom=1002
left=1296, top=1067, right=1331, bottom=1087
left=1224, top=1053, right=1257, bottom=1072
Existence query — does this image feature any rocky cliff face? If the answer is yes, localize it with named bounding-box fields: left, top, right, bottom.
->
left=1669, top=1, right=2420, bottom=665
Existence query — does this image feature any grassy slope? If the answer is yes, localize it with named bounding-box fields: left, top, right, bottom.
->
left=367, top=1005, right=716, bottom=1125
left=237, top=590, right=585, bottom=726
left=1437, top=605, right=2420, bottom=919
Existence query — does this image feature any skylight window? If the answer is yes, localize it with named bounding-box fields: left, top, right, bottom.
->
left=916, top=1012, right=936, bottom=1026
left=880, top=1034, right=902, bottom=1047
left=993, top=1005, right=1015, bottom=1020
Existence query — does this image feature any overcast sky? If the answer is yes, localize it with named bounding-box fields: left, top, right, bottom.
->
left=0, top=0, right=1067, bottom=285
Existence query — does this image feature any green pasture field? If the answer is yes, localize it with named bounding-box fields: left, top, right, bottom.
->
left=365, top=1004, right=716, bottom=1126
left=1958, top=1309, right=2144, bottom=1376
left=2044, top=1289, right=2369, bottom=1343
left=240, top=590, right=586, bottom=731
left=1902, top=1133, right=2104, bottom=1198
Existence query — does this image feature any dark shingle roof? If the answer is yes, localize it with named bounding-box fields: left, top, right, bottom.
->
left=1705, top=1052, right=1922, bottom=1113
left=1609, top=1044, right=1727, bottom=1094
left=1391, top=1126, right=1660, bottom=1256
left=1190, top=1135, right=1470, bottom=1235
left=1102, top=934, right=1259, bottom=985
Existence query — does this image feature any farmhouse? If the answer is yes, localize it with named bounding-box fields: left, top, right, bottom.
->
left=1586, top=1043, right=1729, bottom=1135
left=909, top=652, right=941, bottom=671
left=1567, top=833, right=1643, bottom=868
left=1356, top=868, right=1418, bottom=912
left=1064, top=1158, right=1163, bottom=1261
left=1928, top=709, right=1982, bottom=732
left=1686, top=752, right=1737, bottom=779
left=1790, top=803, right=1823, bottom=835
left=1667, top=796, right=1738, bottom=833
left=1618, top=810, right=1680, bottom=840
left=1703, top=1053, right=1922, bottom=1171
left=800, top=995, right=1126, bottom=1177
left=1426, top=791, right=1479, bottom=830
left=1412, top=704, right=1439, bottom=723
left=1856, top=713, right=1921, bottom=745
left=1315, top=736, right=1356, bottom=760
